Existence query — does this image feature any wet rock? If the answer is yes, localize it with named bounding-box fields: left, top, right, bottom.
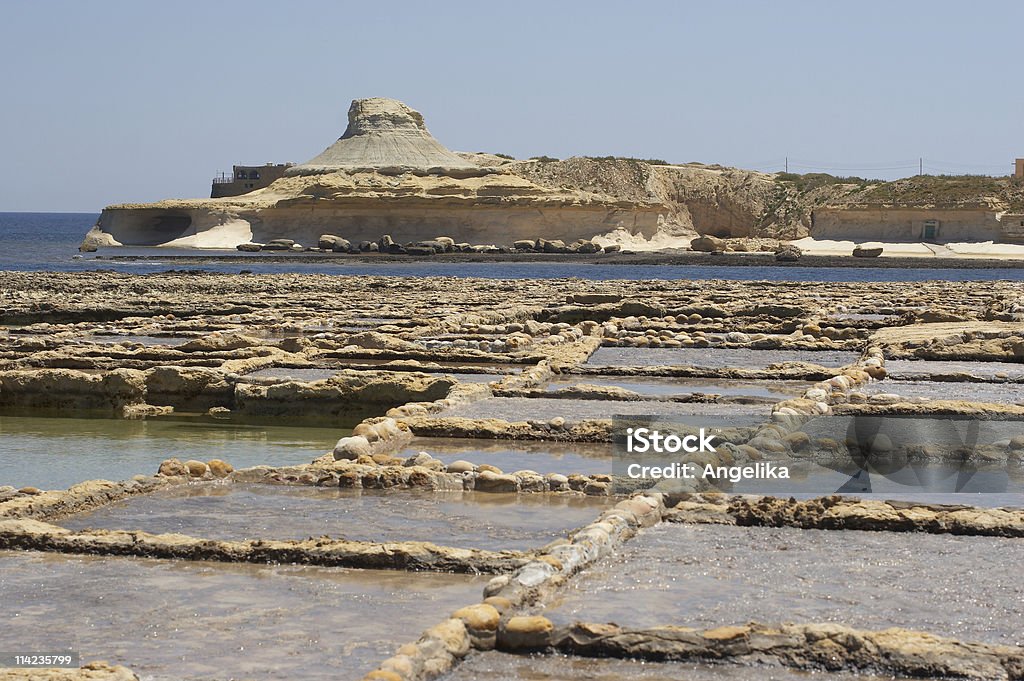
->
left=207, top=459, right=234, bottom=477
left=183, top=460, right=209, bottom=477
left=446, top=460, right=475, bottom=474
left=333, top=436, right=373, bottom=460
left=423, top=618, right=471, bottom=658
left=453, top=603, right=500, bottom=649
left=236, top=242, right=263, bottom=252
left=475, top=470, right=519, bottom=493
left=157, top=458, right=188, bottom=477
left=499, top=615, right=555, bottom=651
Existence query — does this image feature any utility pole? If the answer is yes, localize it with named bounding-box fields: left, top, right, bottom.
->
left=785, top=156, right=788, bottom=173
left=919, top=158, right=923, bottom=175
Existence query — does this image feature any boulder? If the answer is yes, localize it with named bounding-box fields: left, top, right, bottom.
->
left=576, top=240, right=602, bottom=254
left=542, top=239, right=568, bottom=253
left=406, top=246, right=436, bottom=256
left=261, top=239, right=296, bottom=251
left=158, top=458, right=188, bottom=476
left=236, top=242, right=263, bottom=252
left=334, top=436, right=372, bottom=460
left=318, top=234, right=346, bottom=250
left=207, top=459, right=234, bottom=477
left=447, top=460, right=476, bottom=474
left=603, top=243, right=622, bottom=253
left=853, top=244, right=884, bottom=258
left=499, top=615, right=555, bottom=650
left=417, top=240, right=449, bottom=253
left=774, top=244, right=802, bottom=262
left=513, top=239, right=536, bottom=251
left=184, top=459, right=210, bottom=477
left=690, top=235, right=727, bottom=252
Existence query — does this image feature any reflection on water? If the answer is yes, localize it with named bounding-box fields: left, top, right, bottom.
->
left=547, top=375, right=809, bottom=400
left=587, top=347, right=860, bottom=369
left=543, top=523, right=1024, bottom=646
left=0, top=550, right=483, bottom=681
left=439, top=397, right=769, bottom=427
left=0, top=415, right=341, bottom=490
left=59, top=483, right=610, bottom=551
left=864, top=378, right=1024, bottom=403
left=886, top=359, right=1024, bottom=380
left=399, top=437, right=612, bottom=475
left=444, top=651, right=915, bottom=681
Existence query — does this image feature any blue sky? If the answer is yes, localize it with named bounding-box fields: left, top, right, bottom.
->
left=1, top=0, right=1021, bottom=211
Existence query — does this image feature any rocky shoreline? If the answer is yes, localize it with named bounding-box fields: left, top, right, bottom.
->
left=93, top=249, right=1024, bottom=269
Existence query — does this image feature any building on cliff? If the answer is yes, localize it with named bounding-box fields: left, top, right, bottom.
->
left=80, top=98, right=663, bottom=251
left=210, top=163, right=293, bottom=198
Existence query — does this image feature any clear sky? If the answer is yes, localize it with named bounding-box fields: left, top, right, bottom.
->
left=1, top=0, right=1021, bottom=212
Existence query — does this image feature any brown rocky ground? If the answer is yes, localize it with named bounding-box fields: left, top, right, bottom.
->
left=1, top=270, right=1022, bottom=681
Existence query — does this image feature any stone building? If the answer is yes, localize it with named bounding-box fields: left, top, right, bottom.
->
left=210, top=163, right=293, bottom=198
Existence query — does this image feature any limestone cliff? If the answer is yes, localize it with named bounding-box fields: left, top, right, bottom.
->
left=80, top=97, right=1024, bottom=251
left=81, top=99, right=664, bottom=251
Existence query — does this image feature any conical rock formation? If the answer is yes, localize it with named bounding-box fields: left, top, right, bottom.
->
left=292, top=98, right=485, bottom=176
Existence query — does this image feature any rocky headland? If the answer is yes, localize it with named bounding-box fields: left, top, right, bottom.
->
left=80, top=97, right=1024, bottom=257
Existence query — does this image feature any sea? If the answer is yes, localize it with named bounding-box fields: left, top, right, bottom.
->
left=2, top=212, right=1023, bottom=281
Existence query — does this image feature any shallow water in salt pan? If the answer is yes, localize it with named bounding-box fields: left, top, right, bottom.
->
left=543, top=523, right=1024, bottom=646
left=0, top=550, right=483, bottom=681
left=59, top=483, right=608, bottom=551
left=587, top=347, right=860, bottom=369
left=398, top=437, right=612, bottom=475
left=0, top=415, right=336, bottom=490
left=886, top=359, right=1024, bottom=380
left=84, top=334, right=190, bottom=346
left=442, top=651, right=918, bottom=681
left=864, top=377, right=1024, bottom=403
left=547, top=375, right=809, bottom=400
left=438, top=396, right=769, bottom=427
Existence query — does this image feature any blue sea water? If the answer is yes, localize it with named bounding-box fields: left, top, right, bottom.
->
left=1, top=212, right=1023, bottom=282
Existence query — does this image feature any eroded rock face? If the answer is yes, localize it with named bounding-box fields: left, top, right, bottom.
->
left=292, top=98, right=484, bottom=175
left=0, top=369, right=146, bottom=413
left=80, top=99, right=664, bottom=250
